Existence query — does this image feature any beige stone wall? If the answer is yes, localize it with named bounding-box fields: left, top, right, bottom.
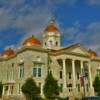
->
left=0, top=48, right=48, bottom=96
left=91, top=60, right=100, bottom=82
left=0, top=47, right=100, bottom=98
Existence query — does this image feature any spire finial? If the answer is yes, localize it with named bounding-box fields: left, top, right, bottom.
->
left=32, top=35, right=34, bottom=37
left=49, top=16, right=55, bottom=24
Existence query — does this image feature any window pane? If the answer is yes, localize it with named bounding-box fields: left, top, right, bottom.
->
left=77, top=73, right=79, bottom=80
left=69, top=72, right=71, bottom=79
left=38, top=68, right=41, bottom=77
left=60, top=71, right=62, bottom=79
left=20, top=67, right=24, bottom=78
left=33, top=68, right=37, bottom=77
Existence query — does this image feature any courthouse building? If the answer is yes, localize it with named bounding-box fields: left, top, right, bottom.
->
left=0, top=19, right=100, bottom=98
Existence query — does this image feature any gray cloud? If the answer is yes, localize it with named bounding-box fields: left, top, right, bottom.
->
left=0, top=8, right=15, bottom=30
left=62, top=21, right=80, bottom=41
left=63, top=22, right=100, bottom=54
left=0, top=0, right=100, bottom=53
left=0, top=0, right=96, bottom=33
left=87, top=0, right=100, bottom=5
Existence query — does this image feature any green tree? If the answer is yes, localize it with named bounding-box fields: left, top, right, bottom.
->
left=0, top=82, right=3, bottom=98
left=21, top=78, right=40, bottom=100
left=43, top=71, right=59, bottom=99
left=93, top=76, right=100, bottom=96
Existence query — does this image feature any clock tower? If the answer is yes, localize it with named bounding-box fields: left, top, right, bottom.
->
left=43, top=19, right=61, bottom=50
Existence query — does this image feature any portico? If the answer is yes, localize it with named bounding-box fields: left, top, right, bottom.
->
left=57, top=56, right=94, bottom=97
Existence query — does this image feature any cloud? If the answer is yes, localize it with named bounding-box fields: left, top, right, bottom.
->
left=0, top=8, right=15, bottom=30
left=0, top=0, right=100, bottom=52
left=0, top=0, right=72, bottom=33
left=87, top=0, right=100, bottom=5
left=0, top=0, right=52, bottom=49
left=63, top=22, right=100, bottom=54
left=61, top=21, right=80, bottom=42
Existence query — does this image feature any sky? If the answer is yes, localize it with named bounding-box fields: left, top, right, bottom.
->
left=0, top=0, right=100, bottom=54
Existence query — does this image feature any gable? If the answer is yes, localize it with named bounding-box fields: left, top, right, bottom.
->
left=71, top=48, right=86, bottom=55
left=65, top=44, right=90, bottom=56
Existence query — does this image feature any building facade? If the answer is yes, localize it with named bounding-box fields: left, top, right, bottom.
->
left=0, top=19, right=100, bottom=99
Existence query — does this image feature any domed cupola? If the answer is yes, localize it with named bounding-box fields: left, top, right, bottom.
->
left=2, top=48, right=14, bottom=58
left=23, top=35, right=41, bottom=46
left=88, top=49, right=98, bottom=57
left=44, top=19, right=59, bottom=32
left=43, top=19, right=61, bottom=50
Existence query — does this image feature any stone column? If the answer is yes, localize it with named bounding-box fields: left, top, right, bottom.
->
left=41, top=83, right=43, bottom=96
left=62, top=59, right=67, bottom=89
left=80, top=61, right=83, bottom=75
left=12, top=67, right=14, bottom=80
left=7, top=85, right=11, bottom=96
left=88, top=62, right=94, bottom=96
left=62, top=58, right=67, bottom=97
left=80, top=60, right=84, bottom=97
left=72, top=59, right=76, bottom=89
left=2, top=85, right=5, bottom=96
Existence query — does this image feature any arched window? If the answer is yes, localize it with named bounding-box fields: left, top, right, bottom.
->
left=49, top=40, right=53, bottom=45
left=49, top=40, right=53, bottom=48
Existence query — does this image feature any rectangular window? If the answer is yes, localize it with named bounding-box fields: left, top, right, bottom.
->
left=38, top=68, right=41, bottom=77
left=77, top=73, right=80, bottom=80
left=33, top=68, right=37, bottom=77
left=33, top=63, right=42, bottom=77
left=19, top=66, right=24, bottom=78
left=19, top=63, right=24, bottom=79
left=69, top=72, right=71, bottom=79
left=60, top=71, right=62, bottom=79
